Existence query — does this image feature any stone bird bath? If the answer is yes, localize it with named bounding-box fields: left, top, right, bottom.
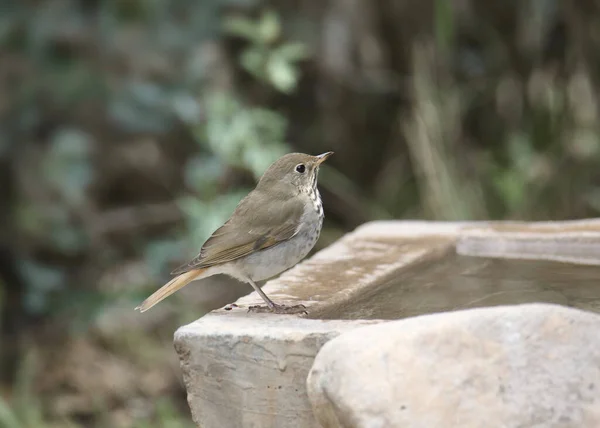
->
left=173, top=220, right=600, bottom=428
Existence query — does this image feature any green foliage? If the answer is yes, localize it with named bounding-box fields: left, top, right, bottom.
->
left=200, top=92, right=290, bottom=179
left=3, top=2, right=305, bottom=321
left=175, top=9, right=301, bottom=253
left=224, top=10, right=310, bottom=93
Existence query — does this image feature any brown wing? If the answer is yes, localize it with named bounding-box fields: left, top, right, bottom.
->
left=170, top=188, right=304, bottom=275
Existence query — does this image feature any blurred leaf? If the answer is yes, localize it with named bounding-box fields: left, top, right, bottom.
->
left=258, top=10, right=281, bottom=44
left=223, top=15, right=259, bottom=42
left=226, top=10, right=308, bottom=93
left=266, top=54, right=299, bottom=93
left=201, top=92, right=290, bottom=179
left=223, top=5, right=286, bottom=46
left=171, top=93, right=202, bottom=124
left=274, top=42, right=310, bottom=62
left=240, top=48, right=266, bottom=78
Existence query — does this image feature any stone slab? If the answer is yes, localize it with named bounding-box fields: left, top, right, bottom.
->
left=307, top=303, right=600, bottom=428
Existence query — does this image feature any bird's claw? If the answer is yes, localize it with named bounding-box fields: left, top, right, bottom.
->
left=248, top=303, right=307, bottom=315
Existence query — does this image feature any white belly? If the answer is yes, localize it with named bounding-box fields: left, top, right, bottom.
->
left=236, top=199, right=323, bottom=281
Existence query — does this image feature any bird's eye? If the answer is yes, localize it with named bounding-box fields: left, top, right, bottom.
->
left=295, top=164, right=306, bottom=173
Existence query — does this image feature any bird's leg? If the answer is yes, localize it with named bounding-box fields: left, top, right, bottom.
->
left=246, top=278, right=307, bottom=314
left=246, top=278, right=277, bottom=309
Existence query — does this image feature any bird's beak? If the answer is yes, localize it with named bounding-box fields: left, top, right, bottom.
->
left=315, top=151, right=334, bottom=165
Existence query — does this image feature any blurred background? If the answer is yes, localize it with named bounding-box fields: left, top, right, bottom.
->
left=1, top=0, right=600, bottom=426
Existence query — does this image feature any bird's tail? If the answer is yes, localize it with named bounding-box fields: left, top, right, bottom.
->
left=135, top=269, right=204, bottom=313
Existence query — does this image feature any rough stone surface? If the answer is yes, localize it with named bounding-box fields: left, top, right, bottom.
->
left=174, top=312, right=378, bottom=428
left=307, top=303, right=600, bottom=428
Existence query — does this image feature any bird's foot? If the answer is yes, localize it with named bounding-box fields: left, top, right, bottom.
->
left=248, top=303, right=307, bottom=315
left=223, top=303, right=239, bottom=311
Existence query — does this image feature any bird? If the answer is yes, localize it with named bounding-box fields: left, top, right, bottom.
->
left=135, top=151, right=333, bottom=314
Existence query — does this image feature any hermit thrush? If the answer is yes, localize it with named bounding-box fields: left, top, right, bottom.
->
left=136, top=152, right=333, bottom=315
